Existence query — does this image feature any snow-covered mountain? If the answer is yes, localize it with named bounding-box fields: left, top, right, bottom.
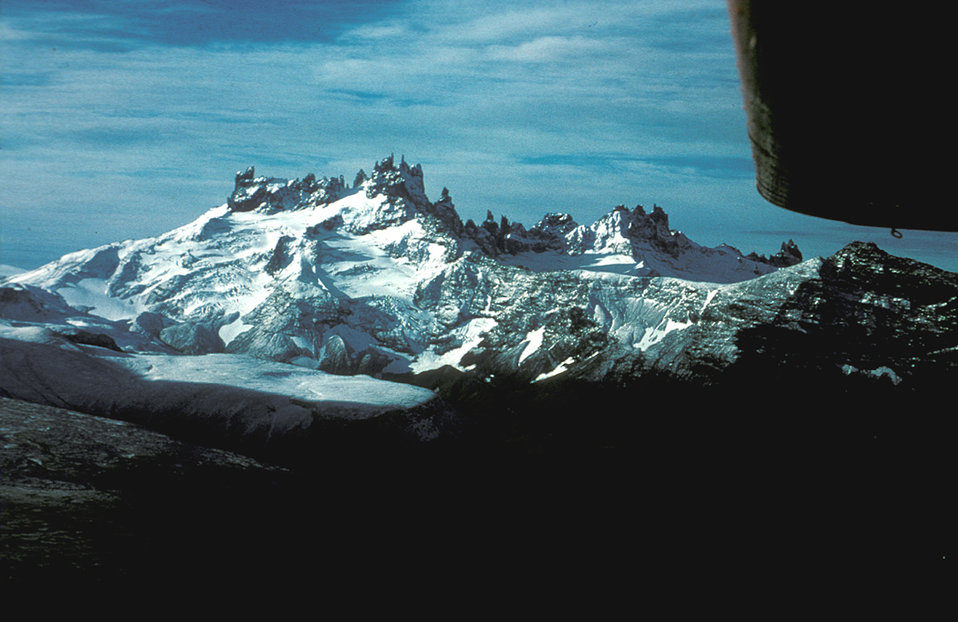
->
left=2, top=156, right=799, bottom=372
left=2, top=155, right=955, bottom=449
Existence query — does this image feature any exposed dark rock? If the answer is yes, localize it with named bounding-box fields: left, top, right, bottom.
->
left=729, top=242, right=958, bottom=386
left=353, top=168, right=368, bottom=188
left=746, top=238, right=803, bottom=267
left=130, top=311, right=168, bottom=338
left=0, top=396, right=289, bottom=582
left=236, top=165, right=256, bottom=184
left=317, top=334, right=352, bottom=374
left=364, top=154, right=429, bottom=209
left=159, top=321, right=225, bottom=355
left=221, top=158, right=799, bottom=279
left=228, top=167, right=347, bottom=213
left=265, top=235, right=295, bottom=275
left=227, top=166, right=268, bottom=212
left=55, top=329, right=123, bottom=352
left=356, top=348, right=394, bottom=375
left=0, top=284, right=77, bottom=323
left=423, top=186, right=464, bottom=236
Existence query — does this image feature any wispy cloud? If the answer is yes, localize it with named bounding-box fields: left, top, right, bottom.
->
left=9, top=0, right=933, bottom=270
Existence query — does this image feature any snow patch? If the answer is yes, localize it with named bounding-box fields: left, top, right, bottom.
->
left=129, top=353, right=435, bottom=413
left=410, top=317, right=497, bottom=373
left=634, top=318, right=693, bottom=351
left=518, top=326, right=546, bottom=364
left=841, top=364, right=902, bottom=385
left=57, top=278, right=141, bottom=321
left=501, top=251, right=651, bottom=276
left=702, top=288, right=718, bottom=311
left=533, top=357, right=575, bottom=383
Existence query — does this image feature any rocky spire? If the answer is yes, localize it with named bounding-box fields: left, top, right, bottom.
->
left=425, top=186, right=464, bottom=236
left=353, top=169, right=368, bottom=188
left=227, top=166, right=346, bottom=213
left=228, top=166, right=267, bottom=212
left=746, top=239, right=803, bottom=268
left=365, top=154, right=429, bottom=209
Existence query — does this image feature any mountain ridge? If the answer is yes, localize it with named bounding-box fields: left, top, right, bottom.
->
left=2, top=155, right=954, bottom=444
left=221, top=154, right=803, bottom=272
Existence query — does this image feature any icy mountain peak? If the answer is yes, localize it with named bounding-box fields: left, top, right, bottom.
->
left=228, top=165, right=349, bottom=213
left=587, top=203, right=685, bottom=257
left=4, top=153, right=954, bottom=466
left=224, top=155, right=466, bottom=239
left=744, top=239, right=803, bottom=268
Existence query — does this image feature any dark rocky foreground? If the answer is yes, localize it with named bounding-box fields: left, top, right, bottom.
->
left=2, top=365, right=953, bottom=587
left=0, top=397, right=292, bottom=584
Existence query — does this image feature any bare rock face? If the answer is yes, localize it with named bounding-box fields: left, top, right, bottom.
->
left=729, top=242, right=958, bottom=384
left=221, top=157, right=801, bottom=276
left=227, top=166, right=267, bottom=212
left=159, top=321, right=225, bottom=354
left=317, top=333, right=351, bottom=374
left=364, top=154, right=428, bottom=208
left=747, top=239, right=803, bottom=267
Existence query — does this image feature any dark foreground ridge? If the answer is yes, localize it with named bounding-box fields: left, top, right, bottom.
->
left=2, top=357, right=952, bottom=587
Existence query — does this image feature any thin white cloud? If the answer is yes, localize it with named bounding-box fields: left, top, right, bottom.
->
left=342, top=23, right=411, bottom=40
left=6, top=0, right=866, bottom=269
left=440, top=7, right=597, bottom=42
left=484, top=35, right=615, bottom=63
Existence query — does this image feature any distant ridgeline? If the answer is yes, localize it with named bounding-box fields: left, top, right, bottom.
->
left=226, top=154, right=802, bottom=267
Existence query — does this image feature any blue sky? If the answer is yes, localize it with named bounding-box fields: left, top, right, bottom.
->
left=2, top=0, right=955, bottom=271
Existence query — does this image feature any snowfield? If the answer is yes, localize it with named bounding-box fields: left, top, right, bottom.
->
left=0, top=326, right=442, bottom=445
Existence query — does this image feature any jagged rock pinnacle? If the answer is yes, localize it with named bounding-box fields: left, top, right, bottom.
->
left=353, top=169, right=368, bottom=188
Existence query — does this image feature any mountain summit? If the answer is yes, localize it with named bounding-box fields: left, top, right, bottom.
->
left=220, top=155, right=802, bottom=280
